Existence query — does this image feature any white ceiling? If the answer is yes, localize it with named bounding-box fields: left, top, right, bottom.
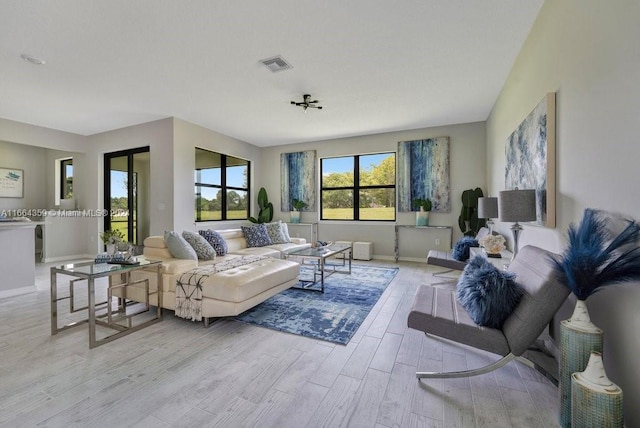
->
left=0, top=1, right=543, bottom=147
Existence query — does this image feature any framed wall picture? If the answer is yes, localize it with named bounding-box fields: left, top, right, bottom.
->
left=0, top=167, right=24, bottom=198
left=280, top=150, right=317, bottom=211
left=505, top=92, right=556, bottom=227
left=397, top=137, right=451, bottom=212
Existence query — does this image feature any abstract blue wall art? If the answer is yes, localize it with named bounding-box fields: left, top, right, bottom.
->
left=281, top=150, right=317, bottom=211
left=397, top=137, right=450, bottom=212
left=505, top=93, right=556, bottom=227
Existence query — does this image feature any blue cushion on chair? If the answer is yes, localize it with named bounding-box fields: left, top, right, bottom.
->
left=456, top=256, right=524, bottom=328
left=451, top=236, right=479, bottom=261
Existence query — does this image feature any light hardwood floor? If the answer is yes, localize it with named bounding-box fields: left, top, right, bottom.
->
left=0, top=260, right=559, bottom=427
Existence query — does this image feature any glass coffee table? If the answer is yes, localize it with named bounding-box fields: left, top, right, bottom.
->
left=285, top=243, right=352, bottom=292
left=50, top=259, right=162, bottom=348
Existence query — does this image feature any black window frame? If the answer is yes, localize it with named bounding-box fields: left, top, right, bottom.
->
left=195, top=148, right=251, bottom=222
left=60, top=158, right=73, bottom=200
left=320, top=152, right=396, bottom=221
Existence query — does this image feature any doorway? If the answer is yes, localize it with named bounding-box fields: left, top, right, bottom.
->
left=104, top=147, right=150, bottom=246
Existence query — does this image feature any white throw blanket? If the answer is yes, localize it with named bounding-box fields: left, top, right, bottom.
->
left=175, top=255, right=267, bottom=321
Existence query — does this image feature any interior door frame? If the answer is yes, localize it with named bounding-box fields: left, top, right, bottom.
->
left=103, top=146, right=150, bottom=245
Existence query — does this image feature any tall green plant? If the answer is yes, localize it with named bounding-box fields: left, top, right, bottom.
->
left=458, top=187, right=486, bottom=236
left=248, top=187, right=273, bottom=223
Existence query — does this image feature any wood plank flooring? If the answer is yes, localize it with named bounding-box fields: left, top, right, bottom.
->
left=0, top=260, right=559, bottom=427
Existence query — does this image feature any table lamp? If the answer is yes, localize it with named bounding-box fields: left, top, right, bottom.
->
left=498, top=188, right=536, bottom=262
left=477, top=197, right=498, bottom=235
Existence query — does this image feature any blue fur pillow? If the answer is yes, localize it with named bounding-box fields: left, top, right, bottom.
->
left=451, top=236, right=479, bottom=261
left=456, top=256, right=524, bottom=328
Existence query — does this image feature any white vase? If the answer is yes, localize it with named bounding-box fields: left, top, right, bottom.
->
left=106, top=243, right=116, bottom=255
left=559, top=299, right=604, bottom=427
left=290, top=210, right=301, bottom=224
left=416, top=208, right=429, bottom=226
left=571, top=352, right=623, bottom=427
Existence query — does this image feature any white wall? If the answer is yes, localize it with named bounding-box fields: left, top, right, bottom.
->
left=85, top=118, right=174, bottom=252
left=0, top=140, right=47, bottom=211
left=486, top=0, right=640, bottom=423
left=0, top=117, right=85, bottom=152
left=173, top=118, right=262, bottom=233
left=259, top=122, right=486, bottom=260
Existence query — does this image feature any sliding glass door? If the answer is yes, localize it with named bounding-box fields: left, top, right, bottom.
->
left=104, top=147, right=150, bottom=246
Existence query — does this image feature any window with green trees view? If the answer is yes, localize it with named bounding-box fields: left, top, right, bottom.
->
left=321, top=152, right=395, bottom=221
left=60, top=158, right=73, bottom=199
left=195, top=148, right=250, bottom=221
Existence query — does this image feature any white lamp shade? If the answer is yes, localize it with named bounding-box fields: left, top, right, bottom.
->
left=477, top=197, right=498, bottom=219
left=498, top=189, right=536, bottom=222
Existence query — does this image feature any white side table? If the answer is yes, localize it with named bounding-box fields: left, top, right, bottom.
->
left=469, top=247, right=513, bottom=270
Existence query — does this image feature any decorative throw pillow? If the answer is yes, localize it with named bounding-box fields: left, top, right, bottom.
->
left=241, top=224, right=273, bottom=248
left=280, top=222, right=292, bottom=243
left=265, top=221, right=288, bottom=244
left=456, top=256, right=524, bottom=328
left=452, top=236, right=479, bottom=261
left=182, top=231, right=216, bottom=260
left=198, top=229, right=228, bottom=256
left=164, top=231, right=197, bottom=260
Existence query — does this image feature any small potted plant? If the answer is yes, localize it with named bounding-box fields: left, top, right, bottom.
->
left=290, top=198, right=307, bottom=223
left=100, top=229, right=124, bottom=254
left=413, top=198, right=432, bottom=226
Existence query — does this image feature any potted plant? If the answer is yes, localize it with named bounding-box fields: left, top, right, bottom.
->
left=290, top=198, right=307, bottom=223
left=248, top=187, right=274, bottom=224
left=412, top=198, right=432, bottom=226
left=100, top=229, right=124, bottom=254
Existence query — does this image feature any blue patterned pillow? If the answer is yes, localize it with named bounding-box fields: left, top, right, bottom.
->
left=198, top=229, right=228, bottom=256
left=452, top=236, right=479, bottom=261
left=164, top=231, right=197, bottom=260
left=456, top=256, right=523, bottom=328
left=241, top=224, right=273, bottom=248
left=182, top=231, right=216, bottom=260
left=265, top=221, right=287, bottom=244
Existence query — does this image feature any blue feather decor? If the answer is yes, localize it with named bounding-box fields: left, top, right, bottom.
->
left=552, top=208, right=640, bottom=300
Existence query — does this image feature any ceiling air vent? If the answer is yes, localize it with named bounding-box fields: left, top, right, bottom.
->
left=260, top=55, right=293, bottom=73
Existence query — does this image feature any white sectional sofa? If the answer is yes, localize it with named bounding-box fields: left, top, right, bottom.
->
left=119, top=226, right=311, bottom=326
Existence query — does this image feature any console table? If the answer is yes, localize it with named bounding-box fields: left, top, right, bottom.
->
left=286, top=222, right=317, bottom=246
left=394, top=225, right=453, bottom=262
left=469, top=247, right=513, bottom=270
left=50, top=259, right=162, bottom=348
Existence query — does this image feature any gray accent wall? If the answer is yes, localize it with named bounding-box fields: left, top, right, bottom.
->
left=486, top=0, right=640, bottom=423
left=258, top=122, right=487, bottom=260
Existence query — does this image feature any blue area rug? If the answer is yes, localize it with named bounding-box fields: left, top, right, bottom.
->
left=235, top=265, right=399, bottom=345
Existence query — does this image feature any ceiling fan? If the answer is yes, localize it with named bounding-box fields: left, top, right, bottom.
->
left=291, top=94, right=323, bottom=111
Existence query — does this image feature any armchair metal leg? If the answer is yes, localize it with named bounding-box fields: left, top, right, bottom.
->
left=432, top=268, right=455, bottom=277
left=416, top=353, right=516, bottom=379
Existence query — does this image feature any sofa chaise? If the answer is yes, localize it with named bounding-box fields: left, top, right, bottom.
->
left=114, top=227, right=311, bottom=326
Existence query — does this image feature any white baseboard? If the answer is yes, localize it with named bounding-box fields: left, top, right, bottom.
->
left=395, top=256, right=428, bottom=263
left=0, top=285, right=37, bottom=299
left=43, top=254, right=94, bottom=263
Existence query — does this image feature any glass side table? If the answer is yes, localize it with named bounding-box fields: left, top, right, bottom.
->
left=50, top=259, right=162, bottom=348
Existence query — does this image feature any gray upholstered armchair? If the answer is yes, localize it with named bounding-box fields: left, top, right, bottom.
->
left=408, top=245, right=569, bottom=380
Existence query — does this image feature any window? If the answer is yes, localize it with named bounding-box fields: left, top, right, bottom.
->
left=321, top=152, right=395, bottom=221
left=60, top=158, right=73, bottom=199
left=195, top=148, right=250, bottom=221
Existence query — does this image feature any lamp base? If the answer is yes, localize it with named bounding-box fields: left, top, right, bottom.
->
left=510, top=222, right=523, bottom=262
